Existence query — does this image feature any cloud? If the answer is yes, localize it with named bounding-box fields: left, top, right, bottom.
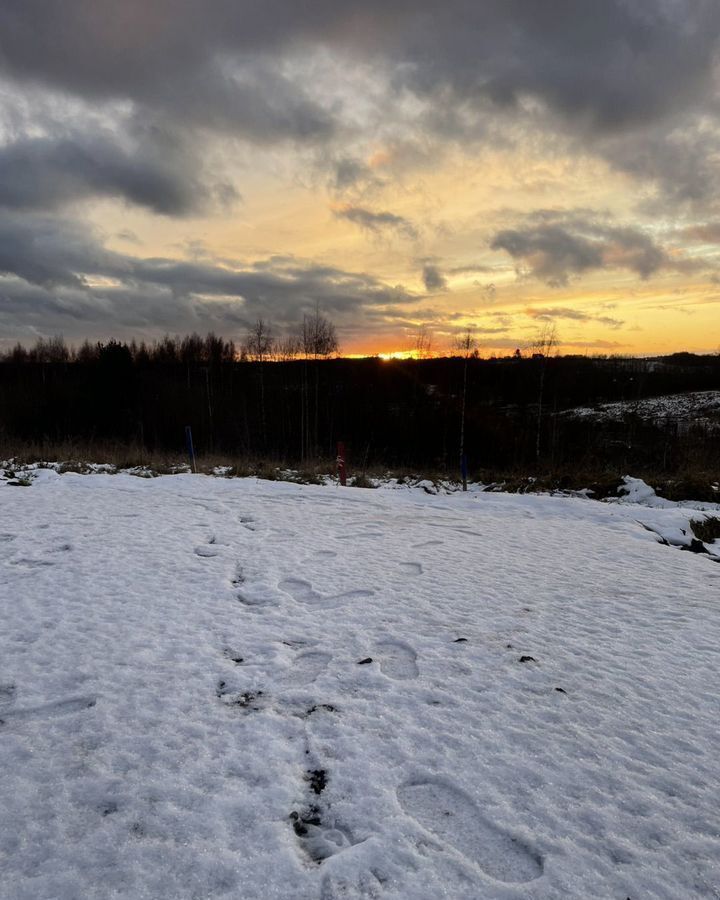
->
left=0, top=214, right=122, bottom=287
left=491, top=225, right=603, bottom=285
left=597, top=119, right=720, bottom=213
left=490, top=212, right=698, bottom=285
left=1, top=3, right=717, bottom=196
left=684, top=222, right=720, bottom=243
left=3, top=2, right=716, bottom=135
left=333, top=204, right=419, bottom=240
left=421, top=264, right=448, bottom=292
left=0, top=0, right=717, bottom=234
left=525, top=306, right=624, bottom=328
left=0, top=212, right=421, bottom=342
left=0, top=132, right=219, bottom=215
left=330, top=157, right=383, bottom=194
left=1, top=1, right=720, bottom=348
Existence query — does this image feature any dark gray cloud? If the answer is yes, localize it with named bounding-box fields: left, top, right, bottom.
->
left=333, top=205, right=418, bottom=240
left=490, top=213, right=697, bottom=285
left=597, top=121, right=720, bottom=212
left=330, top=157, right=384, bottom=196
left=0, top=132, right=219, bottom=215
left=0, top=1, right=717, bottom=226
left=0, top=213, right=420, bottom=342
left=0, top=215, right=123, bottom=287
left=491, top=225, right=603, bottom=285
left=421, top=264, right=448, bottom=292
left=2, top=2, right=716, bottom=135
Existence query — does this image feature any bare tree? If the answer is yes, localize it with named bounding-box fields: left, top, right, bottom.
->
left=413, top=325, right=434, bottom=360
left=275, top=335, right=302, bottom=362
left=531, top=323, right=559, bottom=461
left=454, top=328, right=477, bottom=490
left=532, top=323, right=559, bottom=359
left=298, top=307, right=339, bottom=460
left=301, top=308, right=338, bottom=360
left=243, top=319, right=275, bottom=449
left=29, top=335, right=70, bottom=364
left=243, top=318, right=274, bottom=363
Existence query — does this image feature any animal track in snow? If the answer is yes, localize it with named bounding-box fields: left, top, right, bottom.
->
left=0, top=695, right=97, bottom=726
left=239, top=516, right=257, bottom=531
left=399, top=561, right=423, bottom=576
left=374, top=639, right=419, bottom=680
left=397, top=780, right=543, bottom=884
left=279, top=578, right=374, bottom=610
left=411, top=540, right=444, bottom=549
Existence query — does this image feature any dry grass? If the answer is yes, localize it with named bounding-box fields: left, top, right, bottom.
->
left=1, top=439, right=718, bottom=500
left=690, top=517, right=720, bottom=544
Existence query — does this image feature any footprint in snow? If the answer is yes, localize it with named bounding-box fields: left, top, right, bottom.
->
left=194, top=546, right=219, bottom=558
left=279, top=578, right=374, bottom=610
left=291, top=805, right=365, bottom=865
left=397, top=780, right=542, bottom=884
left=374, top=639, right=419, bottom=680
left=399, top=561, right=423, bottom=576
left=285, top=651, right=332, bottom=687
left=194, top=536, right=220, bottom=558
left=411, top=540, right=444, bottom=549
left=236, top=583, right=280, bottom=608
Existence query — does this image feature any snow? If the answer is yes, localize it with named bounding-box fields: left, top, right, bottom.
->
left=1, top=471, right=720, bottom=899
left=566, top=390, right=720, bottom=424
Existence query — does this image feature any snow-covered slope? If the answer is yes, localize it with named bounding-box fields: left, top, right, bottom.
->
left=565, top=389, right=720, bottom=424
left=1, top=472, right=719, bottom=899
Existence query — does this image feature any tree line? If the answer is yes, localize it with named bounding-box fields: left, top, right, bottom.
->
left=1, top=327, right=719, bottom=480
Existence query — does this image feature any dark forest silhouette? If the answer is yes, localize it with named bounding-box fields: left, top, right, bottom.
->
left=1, top=331, right=719, bottom=483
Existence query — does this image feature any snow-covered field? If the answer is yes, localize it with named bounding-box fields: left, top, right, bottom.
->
left=2, top=471, right=720, bottom=899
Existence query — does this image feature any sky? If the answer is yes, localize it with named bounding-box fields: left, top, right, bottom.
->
left=2, top=1, right=720, bottom=357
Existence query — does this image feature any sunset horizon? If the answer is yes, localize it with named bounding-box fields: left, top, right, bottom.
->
left=2, top=3, right=720, bottom=358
